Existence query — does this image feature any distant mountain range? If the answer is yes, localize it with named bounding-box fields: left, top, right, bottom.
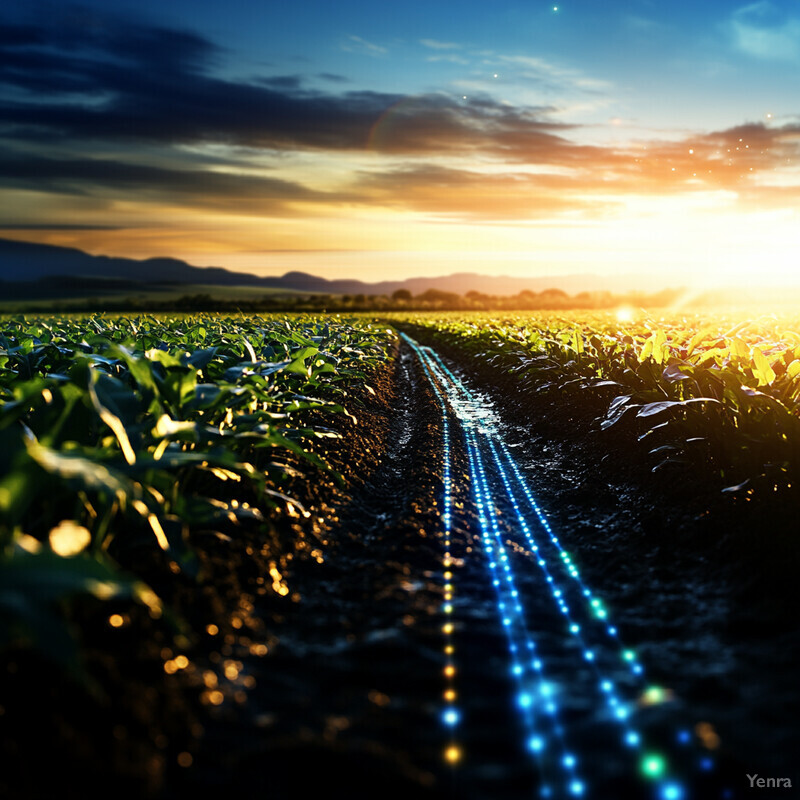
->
left=0, top=237, right=639, bottom=298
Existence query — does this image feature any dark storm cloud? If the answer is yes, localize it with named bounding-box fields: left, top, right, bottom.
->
left=0, top=151, right=349, bottom=212
left=0, top=10, right=574, bottom=158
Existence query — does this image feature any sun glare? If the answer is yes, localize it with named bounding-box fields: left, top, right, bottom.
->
left=615, top=306, right=635, bottom=323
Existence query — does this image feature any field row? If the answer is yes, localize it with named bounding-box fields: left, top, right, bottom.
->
left=0, top=314, right=394, bottom=682
left=392, top=310, right=800, bottom=497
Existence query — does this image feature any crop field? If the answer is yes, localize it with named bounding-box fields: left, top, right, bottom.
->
left=1, top=309, right=798, bottom=800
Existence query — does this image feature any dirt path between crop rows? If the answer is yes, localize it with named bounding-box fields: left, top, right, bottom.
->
left=177, top=335, right=798, bottom=800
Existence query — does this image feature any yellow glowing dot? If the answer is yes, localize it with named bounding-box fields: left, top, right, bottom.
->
left=206, top=624, right=219, bottom=636
left=164, top=660, right=178, bottom=675
left=443, top=604, right=453, bottom=614
left=108, top=614, right=124, bottom=628
left=174, top=655, right=189, bottom=669
left=49, top=520, right=91, bottom=557
left=203, top=671, right=218, bottom=688
left=207, top=690, right=224, bottom=706
left=443, top=559, right=452, bottom=568
left=444, top=593, right=452, bottom=601
left=444, top=689, right=456, bottom=701
left=689, top=149, right=694, bottom=154
left=444, top=645, right=454, bottom=655
left=444, top=665, right=456, bottom=678
left=445, top=746, right=461, bottom=764
left=444, top=584, right=453, bottom=592
left=442, top=623, right=454, bottom=634
left=177, top=752, right=193, bottom=768
left=224, top=663, right=239, bottom=680
left=444, top=572, right=452, bottom=580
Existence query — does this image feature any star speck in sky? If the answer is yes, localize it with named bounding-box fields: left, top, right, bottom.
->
left=1, top=0, right=800, bottom=287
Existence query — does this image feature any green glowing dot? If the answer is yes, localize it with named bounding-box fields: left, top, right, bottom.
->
left=643, top=685, right=666, bottom=704
left=591, top=598, right=601, bottom=608
left=623, top=649, right=636, bottom=662
left=640, top=753, right=666, bottom=779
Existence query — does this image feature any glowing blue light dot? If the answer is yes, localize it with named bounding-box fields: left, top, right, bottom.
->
left=608, top=627, right=617, bottom=636
left=678, top=730, right=691, bottom=744
left=503, top=618, right=511, bottom=626
left=563, top=754, right=576, bottom=768
left=546, top=702, right=556, bottom=714
left=584, top=650, right=595, bottom=661
left=615, top=707, right=628, bottom=720
left=700, top=757, right=713, bottom=772
left=570, top=780, right=584, bottom=796
left=528, top=736, right=544, bottom=752
left=443, top=709, right=459, bottom=726
left=518, top=692, right=533, bottom=709
left=583, top=589, right=591, bottom=597
left=570, top=624, right=580, bottom=634
left=625, top=731, right=640, bottom=747
left=660, top=783, right=684, bottom=800
left=633, top=664, right=643, bottom=675
left=534, top=659, right=542, bottom=670
left=512, top=665, right=523, bottom=676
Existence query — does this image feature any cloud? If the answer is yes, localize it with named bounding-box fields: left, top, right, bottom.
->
left=426, top=54, right=470, bottom=65
left=341, top=35, right=387, bottom=56
left=0, top=15, right=585, bottom=160
left=0, top=150, right=350, bottom=214
left=353, top=163, right=615, bottom=219
left=729, top=2, right=800, bottom=61
left=0, top=224, right=124, bottom=230
left=2, top=8, right=799, bottom=227
left=496, top=55, right=613, bottom=93
left=420, top=39, right=462, bottom=50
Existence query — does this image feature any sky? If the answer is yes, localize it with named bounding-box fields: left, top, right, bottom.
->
left=1, top=0, right=800, bottom=288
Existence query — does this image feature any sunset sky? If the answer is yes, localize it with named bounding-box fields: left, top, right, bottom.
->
left=1, top=1, right=800, bottom=287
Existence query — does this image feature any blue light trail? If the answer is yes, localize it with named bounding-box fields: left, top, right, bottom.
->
left=401, top=332, right=716, bottom=799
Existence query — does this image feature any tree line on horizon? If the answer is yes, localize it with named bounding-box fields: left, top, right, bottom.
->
left=3, top=285, right=685, bottom=313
